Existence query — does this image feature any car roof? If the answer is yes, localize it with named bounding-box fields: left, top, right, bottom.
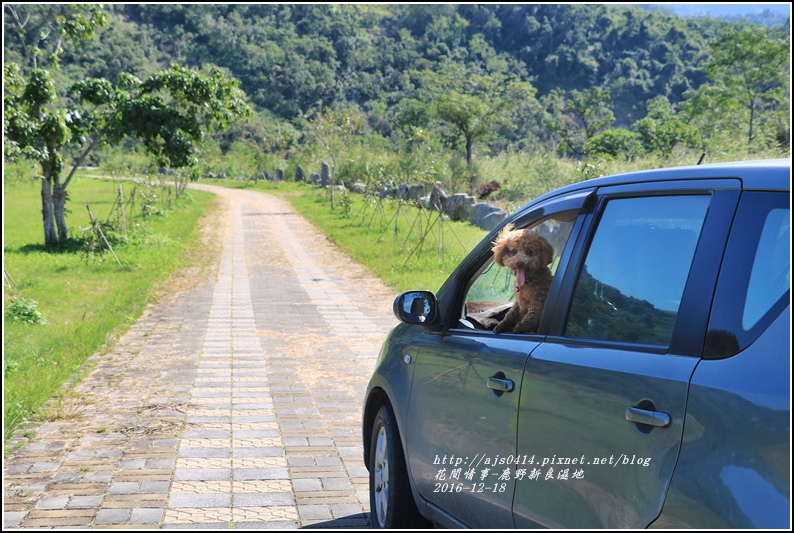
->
left=526, top=158, right=791, bottom=209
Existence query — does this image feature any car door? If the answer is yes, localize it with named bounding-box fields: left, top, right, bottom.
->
left=512, top=180, right=741, bottom=528
left=405, top=190, right=592, bottom=528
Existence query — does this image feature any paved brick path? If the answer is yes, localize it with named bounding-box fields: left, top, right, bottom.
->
left=3, top=185, right=398, bottom=528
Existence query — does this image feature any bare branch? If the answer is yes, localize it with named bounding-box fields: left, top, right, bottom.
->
left=63, top=134, right=102, bottom=190
left=4, top=4, right=29, bottom=30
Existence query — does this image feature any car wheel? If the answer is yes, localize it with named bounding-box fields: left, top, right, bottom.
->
left=369, top=404, right=429, bottom=528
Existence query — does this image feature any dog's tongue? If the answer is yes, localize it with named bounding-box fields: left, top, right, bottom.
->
left=516, top=270, right=526, bottom=288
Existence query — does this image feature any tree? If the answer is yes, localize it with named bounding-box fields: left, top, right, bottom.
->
left=586, top=128, right=639, bottom=160
left=686, top=27, right=789, bottom=151
left=3, top=4, right=108, bottom=70
left=420, top=62, right=535, bottom=190
left=634, top=95, right=700, bottom=157
left=546, top=87, right=614, bottom=158
left=308, top=106, right=367, bottom=208
left=5, top=57, right=250, bottom=247
left=392, top=98, right=434, bottom=151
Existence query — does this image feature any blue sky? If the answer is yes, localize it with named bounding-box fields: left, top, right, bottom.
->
left=648, top=3, right=791, bottom=18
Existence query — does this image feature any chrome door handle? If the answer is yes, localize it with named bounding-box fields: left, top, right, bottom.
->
left=487, top=376, right=514, bottom=393
left=625, top=406, right=671, bottom=428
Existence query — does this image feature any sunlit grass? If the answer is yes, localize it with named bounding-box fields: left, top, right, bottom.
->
left=240, top=184, right=485, bottom=293
left=3, top=172, right=216, bottom=441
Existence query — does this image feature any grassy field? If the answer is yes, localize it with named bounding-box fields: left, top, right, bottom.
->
left=281, top=187, right=489, bottom=293
left=3, top=172, right=216, bottom=442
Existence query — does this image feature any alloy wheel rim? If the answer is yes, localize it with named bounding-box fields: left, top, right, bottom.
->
left=374, top=426, right=390, bottom=527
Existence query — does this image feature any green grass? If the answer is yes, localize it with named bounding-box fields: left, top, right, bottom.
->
left=301, top=197, right=486, bottom=293
left=3, top=173, right=216, bottom=442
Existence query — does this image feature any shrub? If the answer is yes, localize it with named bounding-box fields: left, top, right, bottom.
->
left=475, top=180, right=501, bottom=199
left=587, top=128, right=640, bottom=160
left=5, top=297, right=47, bottom=325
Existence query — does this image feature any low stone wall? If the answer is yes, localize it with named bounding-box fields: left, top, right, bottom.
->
left=248, top=162, right=510, bottom=232
left=371, top=180, right=507, bottom=231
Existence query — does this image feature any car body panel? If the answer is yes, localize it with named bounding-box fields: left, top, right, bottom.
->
left=406, top=333, right=541, bottom=528
left=513, top=344, right=698, bottom=528
left=362, top=325, right=419, bottom=471
left=651, top=307, right=791, bottom=528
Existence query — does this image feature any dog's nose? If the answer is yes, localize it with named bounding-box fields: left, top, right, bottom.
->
left=516, top=262, right=525, bottom=269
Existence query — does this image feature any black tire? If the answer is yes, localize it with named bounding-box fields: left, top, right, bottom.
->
left=369, top=404, right=430, bottom=529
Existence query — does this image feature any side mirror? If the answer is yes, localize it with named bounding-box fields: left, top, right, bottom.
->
left=394, top=291, right=438, bottom=324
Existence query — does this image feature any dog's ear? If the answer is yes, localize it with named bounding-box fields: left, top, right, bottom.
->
left=492, top=224, right=515, bottom=267
left=496, top=223, right=515, bottom=243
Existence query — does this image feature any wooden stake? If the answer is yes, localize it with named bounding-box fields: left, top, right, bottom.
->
left=85, top=203, right=122, bottom=266
left=104, top=194, right=121, bottom=224
left=118, top=183, right=128, bottom=237
left=3, top=268, right=17, bottom=289
left=442, top=213, right=469, bottom=253
left=126, top=186, right=137, bottom=214
left=376, top=200, right=403, bottom=242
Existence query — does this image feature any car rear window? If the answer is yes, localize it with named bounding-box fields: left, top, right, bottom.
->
left=705, top=192, right=790, bottom=358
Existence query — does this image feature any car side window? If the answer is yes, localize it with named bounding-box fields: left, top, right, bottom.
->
left=564, top=195, right=710, bottom=346
left=460, top=211, right=577, bottom=332
left=743, top=208, right=789, bottom=328
left=705, top=192, right=790, bottom=358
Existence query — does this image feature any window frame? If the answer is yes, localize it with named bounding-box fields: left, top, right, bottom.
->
left=543, top=179, right=742, bottom=356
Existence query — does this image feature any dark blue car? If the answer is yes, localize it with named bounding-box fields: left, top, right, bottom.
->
left=363, top=159, right=791, bottom=528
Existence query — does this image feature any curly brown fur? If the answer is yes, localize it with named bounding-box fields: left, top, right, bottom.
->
left=490, top=224, right=554, bottom=334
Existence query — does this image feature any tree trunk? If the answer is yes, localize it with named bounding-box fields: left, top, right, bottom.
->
left=41, top=178, right=58, bottom=248
left=465, top=136, right=473, bottom=174
left=331, top=172, right=336, bottom=210
left=465, top=136, right=476, bottom=193
left=53, top=182, right=69, bottom=242
left=748, top=99, right=756, bottom=152
left=329, top=159, right=336, bottom=210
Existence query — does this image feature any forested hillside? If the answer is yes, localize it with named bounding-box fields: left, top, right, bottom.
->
left=4, top=4, right=790, bottom=199
left=4, top=4, right=738, bottom=123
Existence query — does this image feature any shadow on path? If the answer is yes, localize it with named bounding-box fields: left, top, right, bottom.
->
left=302, top=513, right=370, bottom=529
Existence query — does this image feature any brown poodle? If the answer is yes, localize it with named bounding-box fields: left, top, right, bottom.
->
left=490, top=224, right=554, bottom=334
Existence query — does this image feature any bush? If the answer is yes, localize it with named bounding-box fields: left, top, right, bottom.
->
left=587, top=128, right=640, bottom=160
left=5, top=297, right=47, bottom=325
left=481, top=151, right=578, bottom=203
left=475, top=180, right=501, bottom=199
